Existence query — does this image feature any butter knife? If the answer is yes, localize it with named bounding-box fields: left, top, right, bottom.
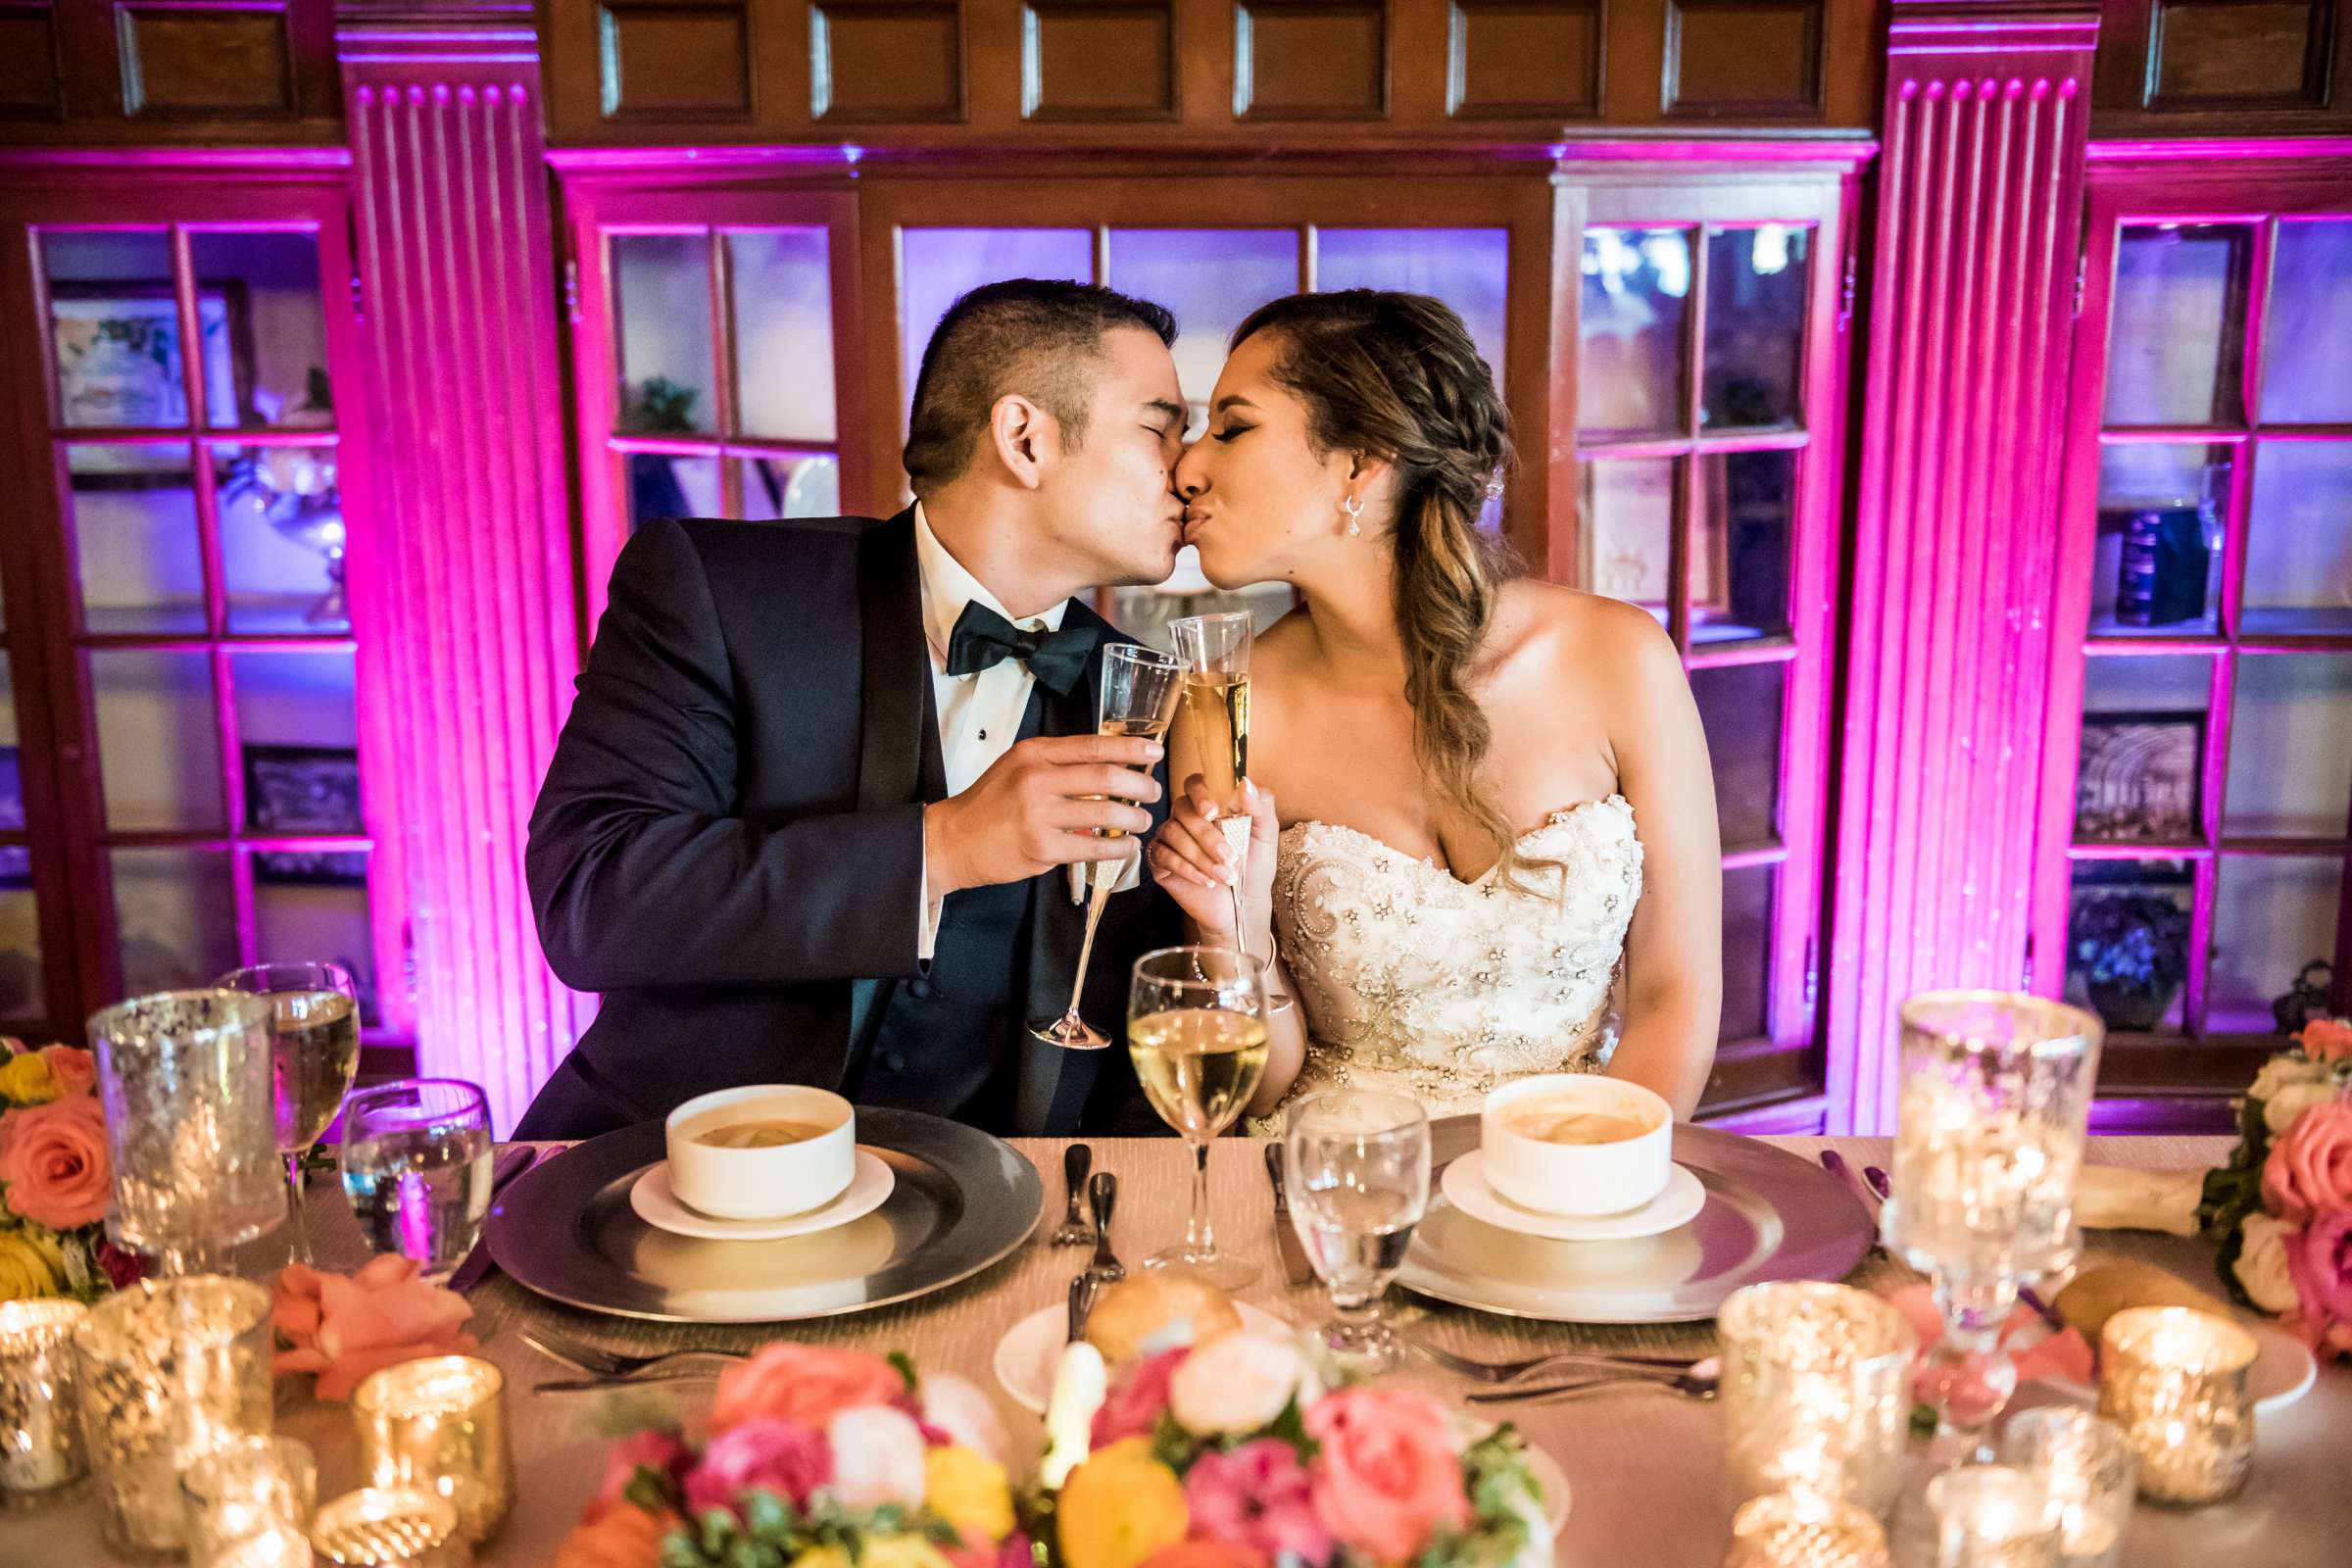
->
left=446, top=1145, right=540, bottom=1294
left=1264, top=1142, right=1313, bottom=1287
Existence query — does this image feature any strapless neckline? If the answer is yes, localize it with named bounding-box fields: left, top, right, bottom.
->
left=1278, top=794, right=1633, bottom=889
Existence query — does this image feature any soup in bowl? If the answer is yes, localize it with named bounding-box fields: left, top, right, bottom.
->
left=664, top=1085, right=857, bottom=1220
left=1480, top=1074, right=1673, bottom=1217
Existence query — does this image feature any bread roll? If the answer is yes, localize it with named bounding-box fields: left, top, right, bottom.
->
left=1084, top=1274, right=1244, bottom=1363
left=2053, top=1261, right=2224, bottom=1342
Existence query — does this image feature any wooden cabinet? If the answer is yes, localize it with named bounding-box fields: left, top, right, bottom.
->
left=0, top=0, right=341, bottom=146
left=2092, top=0, right=2352, bottom=136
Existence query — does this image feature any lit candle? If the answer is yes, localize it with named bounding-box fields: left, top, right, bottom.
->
left=352, top=1356, right=512, bottom=1544
left=2097, top=1306, right=2257, bottom=1505
left=1999, top=1408, right=2133, bottom=1566
left=309, top=1488, right=470, bottom=1568
left=217, top=1523, right=317, bottom=1567
left=1926, top=1464, right=2062, bottom=1568
left=1725, top=1491, right=1892, bottom=1567
left=0, top=1298, right=88, bottom=1500
left=183, top=1434, right=319, bottom=1565
left=1718, top=1281, right=1917, bottom=1515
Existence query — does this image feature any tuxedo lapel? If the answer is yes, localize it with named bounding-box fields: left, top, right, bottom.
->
left=855, top=509, right=926, bottom=812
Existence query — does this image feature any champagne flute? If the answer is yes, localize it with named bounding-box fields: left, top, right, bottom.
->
left=1166, top=612, right=1290, bottom=1012
left=1033, top=643, right=1185, bottom=1051
left=218, top=961, right=362, bottom=1265
left=1127, top=946, right=1269, bottom=1289
left=1283, top=1089, right=1430, bottom=1373
left=337, top=1079, right=494, bottom=1284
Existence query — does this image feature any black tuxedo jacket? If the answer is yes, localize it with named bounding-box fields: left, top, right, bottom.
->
left=516, top=509, right=1178, bottom=1139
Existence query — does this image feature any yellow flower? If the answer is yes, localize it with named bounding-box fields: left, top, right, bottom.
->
left=0, top=1229, right=64, bottom=1298
left=862, top=1537, right=955, bottom=1568
left=0, top=1053, right=59, bottom=1106
left=924, top=1446, right=1014, bottom=1547
left=1056, top=1438, right=1188, bottom=1568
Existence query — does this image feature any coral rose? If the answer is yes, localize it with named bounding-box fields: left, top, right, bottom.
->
left=551, top=1504, right=681, bottom=1568
left=270, top=1254, right=479, bottom=1400
left=2261, top=1097, right=2352, bottom=1223
left=36, top=1046, right=95, bottom=1099
left=0, top=1095, right=110, bottom=1229
left=2297, top=1016, right=2352, bottom=1065
left=1058, top=1438, right=1189, bottom=1568
left=710, top=1343, right=905, bottom=1433
left=1140, top=1542, right=1269, bottom=1568
left=1303, top=1386, right=1472, bottom=1563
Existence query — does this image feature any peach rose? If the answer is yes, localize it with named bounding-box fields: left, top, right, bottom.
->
left=37, top=1046, right=96, bottom=1099
left=710, top=1343, right=905, bottom=1435
left=271, top=1254, right=479, bottom=1400
left=1140, top=1543, right=1269, bottom=1568
left=552, top=1503, right=681, bottom=1568
left=1303, top=1386, right=1472, bottom=1563
left=0, top=1095, right=110, bottom=1229
left=2262, top=1097, right=2352, bottom=1223
left=2297, top=1017, right=2352, bottom=1065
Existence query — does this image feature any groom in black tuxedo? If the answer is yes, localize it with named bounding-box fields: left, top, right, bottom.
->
left=515, top=280, right=1192, bottom=1139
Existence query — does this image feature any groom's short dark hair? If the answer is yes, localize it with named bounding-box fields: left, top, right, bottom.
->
left=904, top=278, right=1177, bottom=496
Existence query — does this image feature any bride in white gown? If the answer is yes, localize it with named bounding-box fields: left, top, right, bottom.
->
left=1146, top=289, right=1723, bottom=1128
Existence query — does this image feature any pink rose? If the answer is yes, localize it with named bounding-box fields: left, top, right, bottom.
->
left=2262, top=1099, right=2352, bottom=1223
left=271, top=1254, right=480, bottom=1400
left=710, top=1344, right=904, bottom=1435
left=0, top=1095, right=110, bottom=1229
left=2283, top=1207, right=2352, bottom=1361
left=2296, top=1017, right=2352, bottom=1065
left=947, top=1532, right=1035, bottom=1568
left=684, top=1418, right=832, bottom=1517
left=1303, top=1387, right=1471, bottom=1563
left=592, top=1430, right=694, bottom=1520
left=1141, top=1543, right=1269, bottom=1568
left=1091, top=1347, right=1189, bottom=1447
left=1184, top=1440, right=1332, bottom=1567
left=37, top=1047, right=96, bottom=1099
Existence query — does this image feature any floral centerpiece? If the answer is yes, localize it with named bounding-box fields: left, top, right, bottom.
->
left=0, top=1037, right=141, bottom=1301
left=554, top=1343, right=1026, bottom=1568
left=1040, top=1331, right=1552, bottom=1568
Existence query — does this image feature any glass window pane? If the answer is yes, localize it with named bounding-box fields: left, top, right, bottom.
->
left=624, top=453, right=720, bottom=531
left=92, top=649, right=222, bottom=832
left=215, top=441, right=346, bottom=634
left=0, top=887, right=39, bottom=1024
left=1691, top=448, right=1794, bottom=645
left=901, top=228, right=1093, bottom=424
left=0, top=655, right=26, bottom=898
left=1578, top=227, right=1690, bottom=439
left=2224, top=654, right=2352, bottom=838
left=2065, top=859, right=2193, bottom=1036
left=233, top=650, right=359, bottom=837
left=2104, top=224, right=2250, bottom=427
left=2209, top=856, right=2343, bottom=1034
left=1579, top=456, right=1675, bottom=625
left=612, top=232, right=716, bottom=435
left=1720, top=863, right=1773, bottom=1042
left=1317, top=228, right=1509, bottom=385
left=189, top=230, right=329, bottom=429
left=67, top=444, right=206, bottom=634
left=738, top=455, right=841, bottom=520
left=255, top=860, right=377, bottom=1026
left=2090, top=443, right=2227, bottom=637
left=2243, top=439, right=2352, bottom=636
left=2261, top=220, right=2352, bottom=424
left=1692, top=660, right=1786, bottom=851
left=1108, top=229, right=1298, bottom=431
left=2077, top=654, right=2213, bottom=844
left=112, top=847, right=238, bottom=996
left=1701, top=225, right=1810, bottom=431
left=42, top=230, right=185, bottom=429
left=728, top=228, right=836, bottom=443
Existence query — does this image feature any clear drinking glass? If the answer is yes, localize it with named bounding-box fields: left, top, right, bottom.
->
left=88, top=989, right=284, bottom=1274
left=1719, top=1281, right=1917, bottom=1516
left=1282, top=1089, right=1430, bottom=1372
left=1032, top=643, right=1185, bottom=1052
left=183, top=1434, right=318, bottom=1567
left=337, top=1080, right=494, bottom=1284
left=1886, top=992, right=2102, bottom=1468
left=217, top=961, right=362, bottom=1266
left=1925, top=1464, right=2062, bottom=1567
left=1999, top=1408, right=2134, bottom=1567
left=1127, top=946, right=1269, bottom=1289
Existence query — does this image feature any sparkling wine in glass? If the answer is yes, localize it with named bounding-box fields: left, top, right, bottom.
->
left=1033, top=644, right=1185, bottom=1052
left=1283, top=1089, right=1430, bottom=1372
left=1128, top=946, right=1269, bottom=1289
left=218, top=961, right=362, bottom=1265
left=1168, top=612, right=1254, bottom=943
left=338, top=1079, right=494, bottom=1284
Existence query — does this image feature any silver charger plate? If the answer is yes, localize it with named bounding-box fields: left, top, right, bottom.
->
left=1396, top=1116, right=1875, bottom=1324
left=486, top=1109, right=1042, bottom=1324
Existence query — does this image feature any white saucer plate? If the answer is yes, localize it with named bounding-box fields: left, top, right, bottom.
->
left=629, top=1148, right=896, bottom=1241
left=992, top=1299, right=1290, bottom=1413
left=1442, top=1150, right=1708, bottom=1242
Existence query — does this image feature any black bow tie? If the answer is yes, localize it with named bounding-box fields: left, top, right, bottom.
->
left=944, top=599, right=1092, bottom=696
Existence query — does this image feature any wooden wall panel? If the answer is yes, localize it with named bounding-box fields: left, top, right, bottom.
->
left=117, top=4, right=299, bottom=117
left=1236, top=2, right=1388, bottom=119
left=0, top=0, right=337, bottom=143
left=812, top=0, right=965, bottom=121
left=1664, top=0, right=1825, bottom=117
left=598, top=3, right=758, bottom=119
left=1448, top=0, right=1601, bottom=118
left=1024, top=0, right=1176, bottom=120
left=0, top=6, right=62, bottom=119
left=2094, top=0, right=2352, bottom=132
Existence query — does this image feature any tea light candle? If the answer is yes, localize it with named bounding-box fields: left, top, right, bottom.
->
left=1718, top=1281, right=1917, bottom=1515
left=217, top=1524, right=316, bottom=1568
left=352, top=1356, right=511, bottom=1544
left=1926, top=1465, right=2062, bottom=1568
left=184, top=1434, right=319, bottom=1566
left=2097, top=1306, right=2257, bottom=1505
left=1999, top=1408, right=2134, bottom=1566
left=309, top=1488, right=470, bottom=1568
left=0, top=1298, right=89, bottom=1502
left=1724, top=1491, right=1892, bottom=1567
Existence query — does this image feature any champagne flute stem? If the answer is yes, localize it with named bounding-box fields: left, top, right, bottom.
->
left=1065, top=861, right=1118, bottom=1018
left=1186, top=1141, right=1214, bottom=1250
left=286, top=1152, right=313, bottom=1266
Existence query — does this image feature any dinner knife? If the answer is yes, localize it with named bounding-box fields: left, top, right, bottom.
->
left=445, top=1145, right=541, bottom=1294
left=1264, top=1142, right=1314, bottom=1288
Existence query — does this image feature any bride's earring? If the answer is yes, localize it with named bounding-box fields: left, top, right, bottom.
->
left=1341, top=494, right=1363, bottom=537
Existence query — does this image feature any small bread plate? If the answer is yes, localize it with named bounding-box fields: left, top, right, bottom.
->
left=1441, top=1151, right=1707, bottom=1242
left=992, top=1300, right=1291, bottom=1413
left=629, top=1150, right=897, bottom=1242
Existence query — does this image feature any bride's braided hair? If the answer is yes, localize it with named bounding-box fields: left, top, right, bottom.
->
left=1231, top=290, right=1547, bottom=892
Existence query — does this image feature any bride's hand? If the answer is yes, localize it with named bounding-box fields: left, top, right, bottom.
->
left=1148, top=774, right=1279, bottom=945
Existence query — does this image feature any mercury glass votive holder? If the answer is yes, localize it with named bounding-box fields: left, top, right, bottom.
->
left=213, top=1522, right=315, bottom=1568
left=351, top=1356, right=511, bottom=1544
left=1926, top=1464, right=2062, bottom=1568
left=1719, top=1280, right=1918, bottom=1515
left=2097, top=1305, right=2257, bottom=1505
left=182, top=1435, right=318, bottom=1568
left=309, top=1488, right=471, bottom=1568
left=1998, top=1408, right=2134, bottom=1566
left=0, top=1298, right=89, bottom=1504
left=71, top=1276, right=274, bottom=1560
left=1724, top=1491, right=1893, bottom=1568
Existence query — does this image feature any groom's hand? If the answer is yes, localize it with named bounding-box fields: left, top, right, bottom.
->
left=922, top=735, right=1163, bottom=896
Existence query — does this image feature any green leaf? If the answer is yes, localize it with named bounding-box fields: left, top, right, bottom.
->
left=743, top=1491, right=795, bottom=1540
left=626, top=1465, right=683, bottom=1515
left=1266, top=1396, right=1319, bottom=1463
left=890, top=1349, right=919, bottom=1393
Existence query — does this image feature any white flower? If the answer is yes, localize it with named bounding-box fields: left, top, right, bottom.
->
left=2249, top=1053, right=2331, bottom=1109
left=919, top=1370, right=1012, bottom=1470
left=2234, top=1212, right=2302, bottom=1315
left=824, top=1406, right=927, bottom=1509
left=2265, top=1078, right=2346, bottom=1136
left=1168, top=1332, right=1305, bottom=1436
left=1042, top=1343, right=1106, bottom=1490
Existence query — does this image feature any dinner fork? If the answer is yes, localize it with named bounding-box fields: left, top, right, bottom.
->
left=521, top=1326, right=748, bottom=1379
left=1051, top=1145, right=1096, bottom=1248
left=1463, top=1362, right=1720, bottom=1406
left=1405, top=1335, right=1695, bottom=1384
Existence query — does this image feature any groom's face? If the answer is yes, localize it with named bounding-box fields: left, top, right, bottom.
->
left=1036, top=326, right=1189, bottom=589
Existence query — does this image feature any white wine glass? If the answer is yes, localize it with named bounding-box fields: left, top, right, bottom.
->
left=1127, top=945, right=1269, bottom=1289
left=1283, top=1089, right=1430, bottom=1373
left=337, top=1079, right=494, bottom=1284
left=218, top=961, right=361, bottom=1266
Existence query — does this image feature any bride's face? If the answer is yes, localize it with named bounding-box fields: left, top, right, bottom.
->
left=1173, top=331, right=1357, bottom=588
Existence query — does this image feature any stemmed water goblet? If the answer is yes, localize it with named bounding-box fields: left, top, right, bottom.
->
left=337, top=1079, right=495, bottom=1285
left=1282, top=1088, right=1431, bottom=1373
